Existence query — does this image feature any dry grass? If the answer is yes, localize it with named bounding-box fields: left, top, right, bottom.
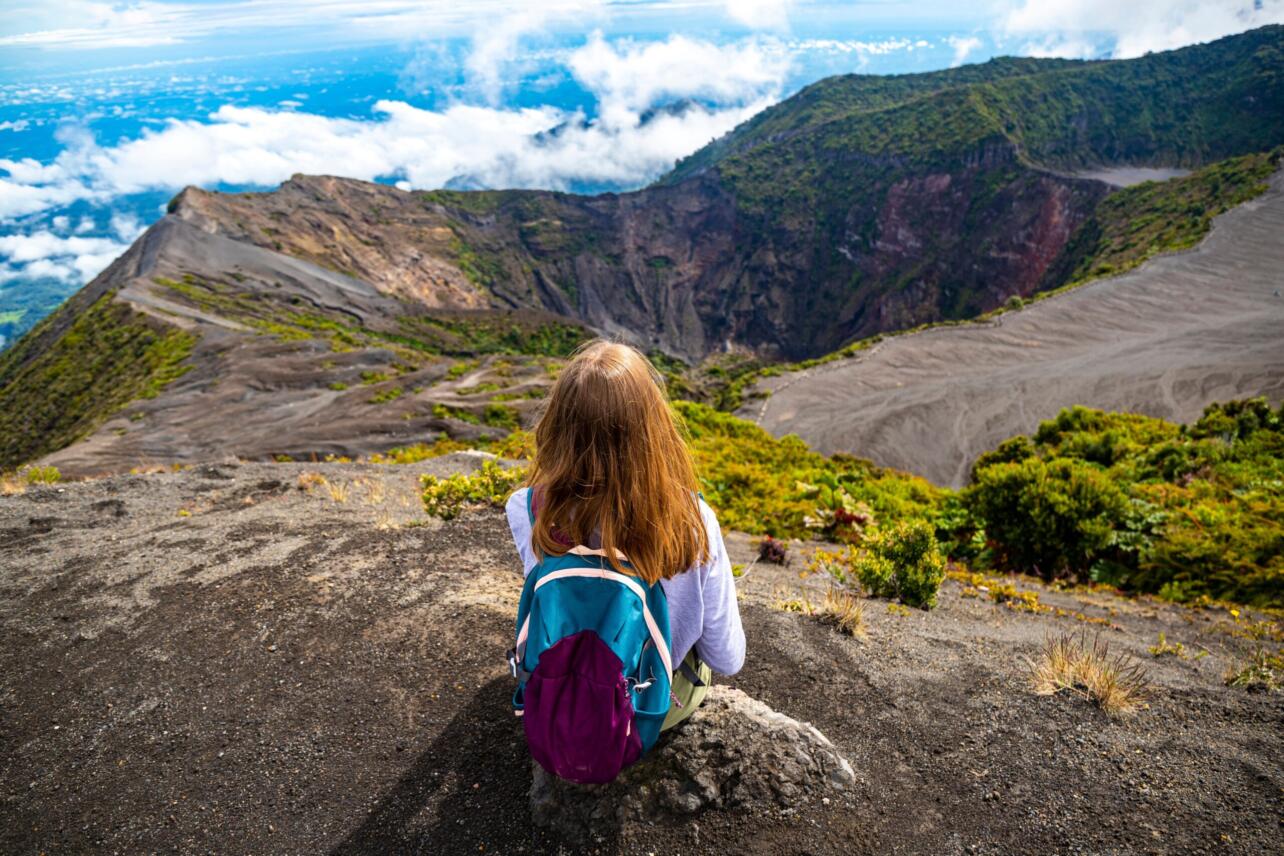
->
left=0, top=472, right=25, bottom=496
left=772, top=586, right=867, bottom=639
left=325, top=479, right=351, bottom=503
left=295, top=471, right=351, bottom=503
left=1029, top=631, right=1149, bottom=717
left=819, top=587, right=867, bottom=638
left=297, top=471, right=328, bottom=491
left=356, top=477, right=386, bottom=505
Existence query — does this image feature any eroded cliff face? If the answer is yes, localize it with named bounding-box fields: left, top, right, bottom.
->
left=168, top=155, right=1106, bottom=361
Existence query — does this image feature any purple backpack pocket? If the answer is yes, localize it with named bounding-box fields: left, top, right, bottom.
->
left=522, top=630, right=643, bottom=784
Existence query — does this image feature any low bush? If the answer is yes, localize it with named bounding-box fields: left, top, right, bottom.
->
left=812, top=520, right=947, bottom=609
left=22, top=465, right=61, bottom=485
left=854, top=520, right=947, bottom=609
left=965, top=398, right=1284, bottom=606
left=966, top=456, right=1132, bottom=580
left=674, top=400, right=943, bottom=542
left=421, top=460, right=526, bottom=520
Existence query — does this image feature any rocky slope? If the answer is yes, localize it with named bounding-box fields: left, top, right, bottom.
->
left=746, top=167, right=1284, bottom=487
left=1, top=459, right=1281, bottom=853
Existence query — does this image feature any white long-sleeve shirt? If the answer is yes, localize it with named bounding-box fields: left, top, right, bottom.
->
left=504, top=488, right=746, bottom=675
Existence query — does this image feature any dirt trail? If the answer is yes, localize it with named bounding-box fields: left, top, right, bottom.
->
left=2, top=461, right=1281, bottom=854
left=748, top=171, right=1284, bottom=487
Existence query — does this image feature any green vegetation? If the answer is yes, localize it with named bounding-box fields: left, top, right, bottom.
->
left=1223, top=648, right=1283, bottom=692
left=811, top=520, right=947, bottom=609
left=446, top=360, right=477, bottom=379
left=674, top=400, right=943, bottom=541
left=400, top=392, right=1278, bottom=610
left=967, top=457, right=1132, bottom=579
left=399, top=314, right=588, bottom=358
left=482, top=403, right=519, bottom=429
left=965, top=399, right=1284, bottom=607
left=457, top=382, right=501, bottom=395
left=0, top=292, right=195, bottom=470
left=1048, top=149, right=1280, bottom=289
left=21, top=465, right=61, bottom=485
left=420, top=459, right=526, bottom=519
left=153, top=274, right=587, bottom=363
left=448, top=232, right=508, bottom=288
left=432, top=402, right=480, bottom=424
left=369, top=386, right=403, bottom=404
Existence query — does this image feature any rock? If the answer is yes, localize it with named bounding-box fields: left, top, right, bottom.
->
left=529, top=686, right=856, bottom=845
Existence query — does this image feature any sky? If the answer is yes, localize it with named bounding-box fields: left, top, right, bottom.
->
left=1, top=0, right=1281, bottom=347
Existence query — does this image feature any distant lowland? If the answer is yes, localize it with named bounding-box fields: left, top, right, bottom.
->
left=2, top=25, right=1283, bottom=483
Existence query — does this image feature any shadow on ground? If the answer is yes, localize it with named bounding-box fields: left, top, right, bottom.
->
left=332, top=677, right=619, bottom=855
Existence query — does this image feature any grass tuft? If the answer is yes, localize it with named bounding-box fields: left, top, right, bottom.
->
left=1029, top=631, right=1149, bottom=717
left=819, top=587, right=867, bottom=638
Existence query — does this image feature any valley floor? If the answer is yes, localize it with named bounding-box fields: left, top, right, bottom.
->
left=2, top=460, right=1281, bottom=854
left=748, top=171, right=1284, bottom=487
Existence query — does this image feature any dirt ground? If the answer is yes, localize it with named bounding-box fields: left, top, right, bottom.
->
left=2, top=459, right=1281, bottom=855
left=747, top=170, right=1284, bottom=487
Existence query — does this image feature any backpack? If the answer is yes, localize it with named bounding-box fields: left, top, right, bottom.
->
left=507, top=489, right=673, bottom=784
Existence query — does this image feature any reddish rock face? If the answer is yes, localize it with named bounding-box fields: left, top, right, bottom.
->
left=163, top=160, right=1105, bottom=363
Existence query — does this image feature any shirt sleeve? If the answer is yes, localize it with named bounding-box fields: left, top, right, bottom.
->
left=692, top=499, right=746, bottom=676
left=505, top=488, right=538, bottom=577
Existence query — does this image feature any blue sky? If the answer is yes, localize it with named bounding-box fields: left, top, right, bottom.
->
left=0, top=0, right=1281, bottom=347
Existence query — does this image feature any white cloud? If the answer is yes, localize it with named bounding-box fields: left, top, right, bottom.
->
left=998, top=0, right=1284, bottom=59
left=0, top=33, right=788, bottom=223
left=724, top=0, right=793, bottom=30
left=945, top=34, right=982, bottom=66
left=464, top=1, right=605, bottom=104
left=0, top=230, right=132, bottom=283
left=569, top=32, right=788, bottom=128
left=0, top=0, right=645, bottom=52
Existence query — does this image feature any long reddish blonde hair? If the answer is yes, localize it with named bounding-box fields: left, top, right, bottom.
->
left=526, top=340, right=708, bottom=584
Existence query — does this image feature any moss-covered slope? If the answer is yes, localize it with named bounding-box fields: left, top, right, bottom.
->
left=0, top=293, right=195, bottom=470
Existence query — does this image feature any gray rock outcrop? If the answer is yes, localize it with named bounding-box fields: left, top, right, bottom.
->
left=529, top=686, right=856, bottom=845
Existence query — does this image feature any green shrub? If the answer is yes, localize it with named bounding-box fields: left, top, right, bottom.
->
left=850, top=519, right=947, bottom=609
left=966, top=456, right=1132, bottom=581
left=420, top=460, right=526, bottom=520
left=675, top=400, right=943, bottom=541
left=0, top=292, right=195, bottom=470
left=964, top=399, right=1284, bottom=606
left=852, top=553, right=896, bottom=598
left=23, top=465, right=61, bottom=485
left=483, top=403, right=519, bottom=430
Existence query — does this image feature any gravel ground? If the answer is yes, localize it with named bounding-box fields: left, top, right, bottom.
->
left=1, top=458, right=1281, bottom=854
